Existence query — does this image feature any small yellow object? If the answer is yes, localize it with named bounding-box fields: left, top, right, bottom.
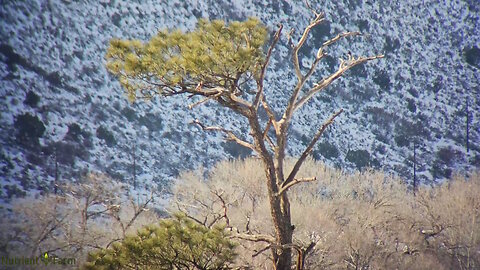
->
left=44, top=253, right=48, bottom=259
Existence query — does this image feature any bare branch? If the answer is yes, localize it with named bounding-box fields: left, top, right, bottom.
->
left=301, top=31, right=361, bottom=85
left=322, top=31, right=361, bottom=47
left=262, top=119, right=272, bottom=139
left=292, top=12, right=325, bottom=80
left=253, top=244, right=272, bottom=258
left=189, top=85, right=224, bottom=96
left=277, top=177, right=317, bottom=196
left=230, top=232, right=276, bottom=244
left=282, top=109, right=344, bottom=189
left=174, top=202, right=208, bottom=227
left=211, top=190, right=231, bottom=228
left=281, top=32, right=378, bottom=129
left=160, top=83, right=254, bottom=114
left=229, top=92, right=253, bottom=108
left=262, top=120, right=276, bottom=150
left=304, top=54, right=323, bottom=82
left=305, top=0, right=321, bottom=17
left=253, top=24, right=283, bottom=110
left=105, top=238, right=123, bottom=249
left=191, top=119, right=257, bottom=152
left=265, top=136, right=276, bottom=151
left=294, top=54, right=384, bottom=112
left=187, top=92, right=222, bottom=109
left=261, top=97, right=280, bottom=134
left=122, top=193, right=154, bottom=234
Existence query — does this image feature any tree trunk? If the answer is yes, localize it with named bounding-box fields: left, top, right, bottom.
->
left=266, top=168, right=293, bottom=269
left=276, top=193, right=293, bottom=270
left=248, top=115, right=293, bottom=269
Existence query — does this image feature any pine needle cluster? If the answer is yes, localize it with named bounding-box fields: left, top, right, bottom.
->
left=83, top=214, right=237, bottom=270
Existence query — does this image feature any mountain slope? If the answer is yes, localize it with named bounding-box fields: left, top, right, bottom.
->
left=0, top=0, right=479, bottom=201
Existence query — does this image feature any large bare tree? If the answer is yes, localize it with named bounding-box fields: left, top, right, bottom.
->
left=106, top=4, right=383, bottom=269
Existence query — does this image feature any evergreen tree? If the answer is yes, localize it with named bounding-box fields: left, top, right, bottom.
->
left=83, top=214, right=236, bottom=270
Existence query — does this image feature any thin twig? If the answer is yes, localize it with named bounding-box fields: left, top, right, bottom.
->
left=187, top=92, right=222, bottom=109
left=253, top=245, right=272, bottom=258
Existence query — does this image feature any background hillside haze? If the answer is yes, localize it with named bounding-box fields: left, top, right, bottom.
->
left=0, top=0, right=479, bottom=201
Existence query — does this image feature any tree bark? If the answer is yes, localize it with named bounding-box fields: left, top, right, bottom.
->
left=248, top=113, right=292, bottom=269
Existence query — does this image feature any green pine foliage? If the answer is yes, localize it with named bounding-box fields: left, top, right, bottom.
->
left=82, top=214, right=237, bottom=270
left=105, top=18, right=267, bottom=101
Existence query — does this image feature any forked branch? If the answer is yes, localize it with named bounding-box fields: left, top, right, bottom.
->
left=292, top=12, right=325, bottom=80
left=261, top=96, right=280, bottom=134
left=294, top=54, right=384, bottom=112
left=282, top=21, right=364, bottom=132
left=253, top=24, right=283, bottom=110
left=211, top=190, right=231, bottom=228
left=277, top=177, right=317, bottom=196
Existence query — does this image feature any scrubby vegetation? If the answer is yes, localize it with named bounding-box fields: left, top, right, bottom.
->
left=0, top=173, right=158, bottom=269
left=173, top=158, right=480, bottom=269
left=1, top=159, right=478, bottom=269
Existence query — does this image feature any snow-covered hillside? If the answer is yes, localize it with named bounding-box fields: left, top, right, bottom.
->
left=0, top=0, right=479, bottom=202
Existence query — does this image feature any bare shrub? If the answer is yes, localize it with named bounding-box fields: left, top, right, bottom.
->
left=412, top=173, right=480, bottom=270
left=0, top=173, right=158, bottom=268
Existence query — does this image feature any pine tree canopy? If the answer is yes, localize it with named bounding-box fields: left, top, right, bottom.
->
left=83, top=214, right=237, bottom=270
left=106, top=18, right=268, bottom=102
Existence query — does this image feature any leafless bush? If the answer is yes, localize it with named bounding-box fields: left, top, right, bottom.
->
left=0, top=172, right=158, bottom=268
